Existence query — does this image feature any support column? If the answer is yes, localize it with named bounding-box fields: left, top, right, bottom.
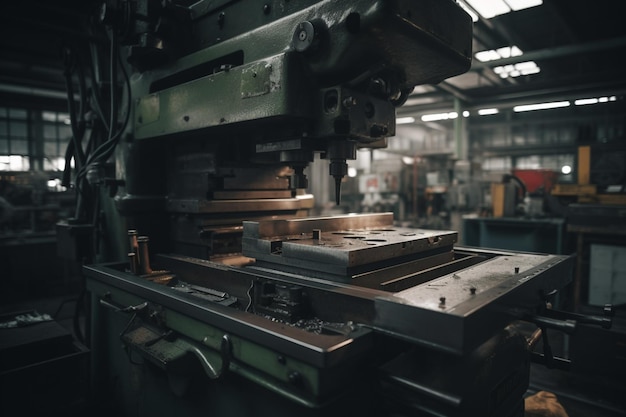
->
left=453, top=97, right=468, bottom=161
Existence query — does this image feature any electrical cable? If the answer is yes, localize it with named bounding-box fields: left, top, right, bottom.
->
left=62, top=46, right=86, bottom=169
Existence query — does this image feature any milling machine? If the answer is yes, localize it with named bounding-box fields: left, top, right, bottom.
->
left=55, top=1, right=611, bottom=416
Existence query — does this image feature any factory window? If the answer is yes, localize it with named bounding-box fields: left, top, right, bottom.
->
left=0, top=107, right=30, bottom=171
left=515, top=154, right=574, bottom=172
left=0, top=107, right=74, bottom=173
left=42, top=111, right=72, bottom=171
left=483, top=156, right=511, bottom=170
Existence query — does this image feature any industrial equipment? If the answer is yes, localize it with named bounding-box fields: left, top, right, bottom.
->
left=55, top=1, right=611, bottom=416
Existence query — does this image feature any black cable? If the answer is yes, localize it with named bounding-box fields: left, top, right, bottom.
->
left=62, top=46, right=86, bottom=169
left=52, top=297, right=77, bottom=320
left=108, top=28, right=118, bottom=142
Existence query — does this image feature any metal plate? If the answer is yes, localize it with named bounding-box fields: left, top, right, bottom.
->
left=242, top=213, right=457, bottom=276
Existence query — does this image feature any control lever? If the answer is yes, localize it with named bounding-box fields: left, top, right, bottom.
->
left=540, top=304, right=613, bottom=329
left=525, top=290, right=614, bottom=370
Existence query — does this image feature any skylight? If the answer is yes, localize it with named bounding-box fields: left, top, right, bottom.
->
left=475, top=45, right=541, bottom=78
left=463, top=0, right=542, bottom=19
left=475, top=46, right=523, bottom=63
left=493, top=61, right=540, bottom=78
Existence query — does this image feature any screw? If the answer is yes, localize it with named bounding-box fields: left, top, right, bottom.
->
left=343, top=96, right=357, bottom=108
left=288, top=371, right=301, bottom=385
left=439, top=296, right=446, bottom=305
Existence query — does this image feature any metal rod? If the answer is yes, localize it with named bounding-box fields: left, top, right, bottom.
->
left=137, top=236, right=152, bottom=275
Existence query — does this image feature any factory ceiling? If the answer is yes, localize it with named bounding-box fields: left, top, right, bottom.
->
left=402, top=0, right=626, bottom=118
left=0, top=0, right=625, bottom=116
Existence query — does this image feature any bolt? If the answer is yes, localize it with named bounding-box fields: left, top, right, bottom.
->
left=277, top=355, right=286, bottom=365
left=288, top=371, right=301, bottom=385
left=343, top=96, right=357, bottom=108
left=263, top=4, right=271, bottom=14
left=439, top=296, right=446, bottom=305
left=470, top=287, right=476, bottom=295
left=299, top=30, right=307, bottom=41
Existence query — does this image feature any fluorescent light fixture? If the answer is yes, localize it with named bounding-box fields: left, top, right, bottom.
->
left=475, top=50, right=501, bottom=62
left=465, top=0, right=542, bottom=19
left=478, top=108, right=499, bottom=115
left=497, top=45, right=522, bottom=59
left=575, top=96, right=617, bottom=106
left=466, top=0, right=510, bottom=19
left=396, top=116, right=415, bottom=124
left=421, top=112, right=458, bottom=122
left=475, top=46, right=523, bottom=62
left=513, top=101, right=570, bottom=112
left=506, top=0, right=542, bottom=11
left=494, top=60, right=540, bottom=78
left=402, top=156, right=415, bottom=165
left=574, top=98, right=598, bottom=106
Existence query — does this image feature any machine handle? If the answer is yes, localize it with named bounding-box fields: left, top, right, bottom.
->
left=99, top=293, right=148, bottom=313
left=186, top=334, right=232, bottom=379
left=101, top=293, right=231, bottom=380
left=541, top=304, right=613, bottom=330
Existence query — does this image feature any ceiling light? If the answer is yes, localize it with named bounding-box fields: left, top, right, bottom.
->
left=494, top=60, right=540, bottom=78
left=475, top=46, right=523, bottom=62
left=475, top=50, right=502, bottom=62
left=402, top=156, right=415, bottom=165
left=574, top=96, right=617, bottom=106
left=561, top=165, right=572, bottom=175
left=463, top=111, right=470, bottom=117
left=396, top=116, right=415, bottom=124
left=505, top=0, right=542, bottom=11
left=421, top=112, right=458, bottom=122
left=478, top=108, right=499, bottom=115
left=574, top=98, right=598, bottom=106
left=466, top=0, right=510, bottom=19
left=513, top=101, right=570, bottom=112
left=465, top=0, right=542, bottom=19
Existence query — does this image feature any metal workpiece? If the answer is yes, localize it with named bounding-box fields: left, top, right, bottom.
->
left=244, top=213, right=397, bottom=238
left=242, top=213, right=458, bottom=278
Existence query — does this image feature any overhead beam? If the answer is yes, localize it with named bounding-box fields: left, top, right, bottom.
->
left=470, top=35, right=626, bottom=71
